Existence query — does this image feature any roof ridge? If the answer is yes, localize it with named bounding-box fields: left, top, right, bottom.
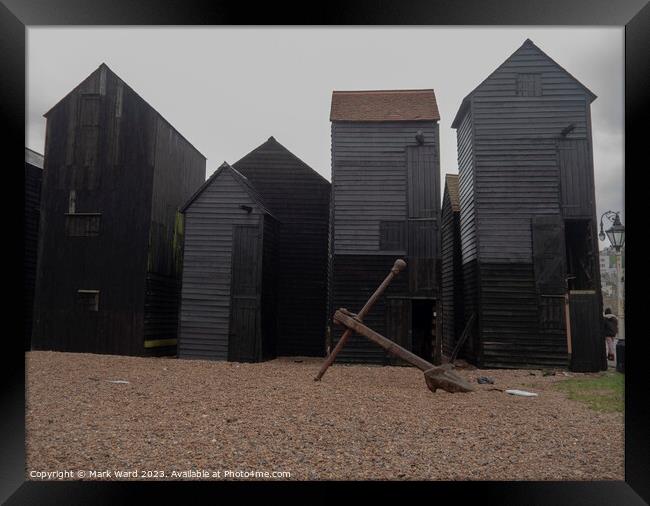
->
left=234, top=137, right=330, bottom=185
left=43, top=63, right=206, bottom=160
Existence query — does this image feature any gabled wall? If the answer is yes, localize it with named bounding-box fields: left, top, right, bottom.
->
left=32, top=64, right=205, bottom=356
left=178, top=169, right=265, bottom=360
left=234, top=138, right=330, bottom=357
left=453, top=40, right=600, bottom=368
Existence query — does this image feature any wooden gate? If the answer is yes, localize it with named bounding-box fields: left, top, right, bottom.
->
left=228, top=224, right=262, bottom=362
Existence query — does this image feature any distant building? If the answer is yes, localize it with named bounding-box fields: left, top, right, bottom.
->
left=599, top=246, right=625, bottom=275
left=599, top=246, right=624, bottom=317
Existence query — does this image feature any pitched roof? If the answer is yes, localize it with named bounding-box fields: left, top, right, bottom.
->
left=234, top=136, right=329, bottom=185
left=451, top=39, right=597, bottom=128
left=180, top=162, right=276, bottom=219
left=445, top=174, right=460, bottom=212
left=330, top=89, right=440, bottom=122
left=44, top=63, right=206, bottom=160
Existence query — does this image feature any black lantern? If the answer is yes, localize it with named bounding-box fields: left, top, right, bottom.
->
left=599, top=211, right=625, bottom=251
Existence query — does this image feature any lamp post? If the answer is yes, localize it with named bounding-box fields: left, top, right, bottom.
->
left=599, top=211, right=625, bottom=339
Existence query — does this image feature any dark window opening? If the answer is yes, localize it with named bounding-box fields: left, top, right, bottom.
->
left=77, top=290, right=99, bottom=311
left=516, top=73, right=542, bottom=97
left=412, top=299, right=434, bottom=361
left=379, top=220, right=406, bottom=252
left=65, top=213, right=102, bottom=237
left=565, top=220, right=596, bottom=291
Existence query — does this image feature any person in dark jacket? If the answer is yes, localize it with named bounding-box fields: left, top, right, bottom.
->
left=603, top=308, right=619, bottom=361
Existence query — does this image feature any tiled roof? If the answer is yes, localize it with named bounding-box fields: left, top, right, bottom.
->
left=330, top=89, right=440, bottom=122
left=445, top=174, right=460, bottom=212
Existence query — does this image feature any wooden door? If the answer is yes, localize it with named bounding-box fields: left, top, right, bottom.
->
left=228, top=225, right=262, bottom=362
left=532, top=215, right=566, bottom=295
left=558, top=139, right=592, bottom=218
left=385, top=298, right=411, bottom=365
left=406, top=145, right=436, bottom=219
left=569, top=290, right=606, bottom=372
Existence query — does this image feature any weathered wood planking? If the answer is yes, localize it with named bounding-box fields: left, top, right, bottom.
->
left=177, top=164, right=279, bottom=362
left=441, top=175, right=465, bottom=359
left=329, top=89, right=442, bottom=364
left=451, top=39, right=603, bottom=369
left=31, top=64, right=206, bottom=356
left=233, top=137, right=330, bottom=357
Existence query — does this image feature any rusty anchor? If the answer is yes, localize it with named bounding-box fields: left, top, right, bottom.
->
left=314, top=259, right=474, bottom=394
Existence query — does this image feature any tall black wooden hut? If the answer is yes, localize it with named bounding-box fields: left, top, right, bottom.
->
left=450, top=39, right=604, bottom=371
left=31, top=63, right=206, bottom=356
left=177, top=163, right=279, bottom=362
left=233, top=137, right=330, bottom=357
left=441, top=174, right=466, bottom=360
left=25, top=148, right=44, bottom=351
left=329, top=89, right=442, bottom=364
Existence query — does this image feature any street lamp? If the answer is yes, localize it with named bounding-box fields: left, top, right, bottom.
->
left=599, top=211, right=625, bottom=251
left=599, top=210, right=625, bottom=340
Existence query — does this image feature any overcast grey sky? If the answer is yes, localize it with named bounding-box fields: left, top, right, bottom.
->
left=27, top=27, right=624, bottom=247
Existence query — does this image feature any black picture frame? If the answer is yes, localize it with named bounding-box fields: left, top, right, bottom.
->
left=1, top=1, right=646, bottom=504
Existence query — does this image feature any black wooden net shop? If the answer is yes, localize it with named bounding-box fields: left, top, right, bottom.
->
left=31, top=63, right=206, bottom=356
left=328, top=89, right=442, bottom=364
left=25, top=148, right=44, bottom=351
left=440, top=174, right=467, bottom=361
left=233, top=137, right=331, bottom=357
left=449, top=39, right=605, bottom=371
left=177, top=163, right=280, bottom=363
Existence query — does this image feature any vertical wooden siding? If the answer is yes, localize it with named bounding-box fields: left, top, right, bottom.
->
left=32, top=64, right=205, bottom=356
left=145, top=115, right=206, bottom=352
left=32, top=66, right=154, bottom=355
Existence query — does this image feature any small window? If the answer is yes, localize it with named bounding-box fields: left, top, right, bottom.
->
left=516, top=73, right=542, bottom=97
left=65, top=213, right=102, bottom=237
left=77, top=290, right=99, bottom=312
left=379, top=221, right=406, bottom=252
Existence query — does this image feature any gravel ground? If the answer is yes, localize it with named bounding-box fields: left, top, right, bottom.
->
left=26, top=351, right=623, bottom=481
